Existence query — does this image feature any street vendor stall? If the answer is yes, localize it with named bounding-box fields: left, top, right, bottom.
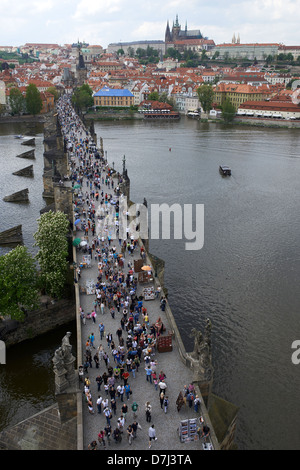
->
left=80, top=254, right=91, bottom=268
left=143, top=286, right=155, bottom=301
left=138, top=265, right=153, bottom=283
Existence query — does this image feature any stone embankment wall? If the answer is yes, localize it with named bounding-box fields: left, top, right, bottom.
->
left=85, top=111, right=143, bottom=121
left=0, top=298, right=76, bottom=348
left=234, top=117, right=300, bottom=128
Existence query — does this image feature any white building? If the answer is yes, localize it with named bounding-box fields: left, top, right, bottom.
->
left=0, top=81, right=6, bottom=106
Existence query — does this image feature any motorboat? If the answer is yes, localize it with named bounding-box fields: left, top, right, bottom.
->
left=219, top=165, right=231, bottom=176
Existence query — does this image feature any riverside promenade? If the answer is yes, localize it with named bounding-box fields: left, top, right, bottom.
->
left=57, top=96, right=218, bottom=452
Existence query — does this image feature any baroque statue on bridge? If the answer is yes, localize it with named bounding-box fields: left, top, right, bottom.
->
left=53, top=332, right=76, bottom=393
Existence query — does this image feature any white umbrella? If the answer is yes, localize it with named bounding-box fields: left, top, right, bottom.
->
left=80, top=241, right=88, bottom=247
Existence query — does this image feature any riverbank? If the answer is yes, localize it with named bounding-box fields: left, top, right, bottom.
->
left=201, top=116, right=300, bottom=129
left=0, top=114, right=45, bottom=124
left=86, top=110, right=300, bottom=129
left=85, top=111, right=143, bottom=121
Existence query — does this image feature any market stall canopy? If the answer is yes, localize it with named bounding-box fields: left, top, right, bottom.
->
left=141, top=265, right=152, bottom=271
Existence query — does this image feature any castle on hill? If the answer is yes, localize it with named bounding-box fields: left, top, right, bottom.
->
left=164, top=15, right=215, bottom=54
left=165, top=15, right=203, bottom=43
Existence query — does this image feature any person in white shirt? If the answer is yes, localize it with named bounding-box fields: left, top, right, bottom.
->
left=96, top=396, right=103, bottom=414
left=158, top=380, right=167, bottom=395
left=148, top=424, right=157, bottom=448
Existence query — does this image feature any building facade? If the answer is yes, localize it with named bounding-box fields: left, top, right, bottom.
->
left=93, top=86, right=134, bottom=107
left=212, top=43, right=280, bottom=61
left=237, top=100, right=300, bottom=119
left=107, top=41, right=165, bottom=57
left=214, top=83, right=272, bottom=110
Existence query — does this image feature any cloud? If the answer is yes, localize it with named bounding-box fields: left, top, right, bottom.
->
left=72, top=0, right=123, bottom=19
left=131, top=21, right=167, bottom=41
left=32, top=0, right=56, bottom=12
left=1, top=0, right=299, bottom=48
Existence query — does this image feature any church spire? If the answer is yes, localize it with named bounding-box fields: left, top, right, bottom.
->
left=165, top=20, right=172, bottom=43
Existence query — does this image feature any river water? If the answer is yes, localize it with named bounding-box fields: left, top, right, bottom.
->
left=0, top=117, right=299, bottom=450
left=0, top=122, right=76, bottom=431
left=94, top=117, right=300, bottom=450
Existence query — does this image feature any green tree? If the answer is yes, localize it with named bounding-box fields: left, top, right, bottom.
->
left=0, top=246, right=39, bottom=320
left=197, top=84, right=214, bottom=113
left=127, top=47, right=135, bottom=57
left=165, top=47, right=182, bottom=61
left=266, top=54, right=274, bottom=64
left=34, top=211, right=70, bottom=299
left=26, top=83, right=43, bottom=115
left=72, top=84, right=93, bottom=111
left=9, top=87, right=25, bottom=115
left=147, top=91, right=159, bottom=101
left=136, top=48, right=147, bottom=59
left=221, top=99, right=236, bottom=123
left=46, top=86, right=59, bottom=101
left=158, top=92, right=176, bottom=108
left=200, top=50, right=208, bottom=62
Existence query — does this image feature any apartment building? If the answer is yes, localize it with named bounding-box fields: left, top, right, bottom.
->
left=93, top=86, right=134, bottom=107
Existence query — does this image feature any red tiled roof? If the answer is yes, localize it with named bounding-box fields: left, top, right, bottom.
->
left=239, top=100, right=300, bottom=112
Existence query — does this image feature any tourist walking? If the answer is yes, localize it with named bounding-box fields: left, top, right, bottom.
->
left=96, top=395, right=103, bottom=414
left=132, top=421, right=142, bottom=439
left=159, top=391, right=164, bottom=409
left=97, top=430, right=106, bottom=448
left=131, top=401, right=138, bottom=418
left=103, top=406, right=112, bottom=425
left=145, top=365, right=152, bottom=383
left=127, top=424, right=134, bottom=445
left=121, top=403, right=128, bottom=421
left=194, top=395, right=201, bottom=413
left=124, top=383, right=131, bottom=400
left=176, top=391, right=185, bottom=412
left=148, top=424, right=157, bottom=449
left=117, top=415, right=125, bottom=433
left=158, top=379, right=167, bottom=395
left=145, top=402, right=152, bottom=422
left=104, top=424, right=111, bottom=446
left=163, top=396, right=169, bottom=413
left=99, top=322, right=105, bottom=340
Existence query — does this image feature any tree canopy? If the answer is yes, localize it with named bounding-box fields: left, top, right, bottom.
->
left=72, top=84, right=94, bottom=111
left=0, top=246, right=39, bottom=320
left=26, top=83, right=43, bottom=115
left=135, top=46, right=159, bottom=65
left=147, top=91, right=159, bottom=101
left=221, top=99, right=236, bottom=123
left=197, top=84, right=215, bottom=113
left=9, top=87, right=25, bottom=115
left=34, top=210, right=70, bottom=299
left=46, top=86, right=59, bottom=101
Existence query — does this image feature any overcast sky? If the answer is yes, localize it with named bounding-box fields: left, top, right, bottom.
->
left=2, top=0, right=300, bottom=48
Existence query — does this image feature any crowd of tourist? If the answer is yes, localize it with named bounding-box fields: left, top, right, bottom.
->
left=56, top=95, right=209, bottom=451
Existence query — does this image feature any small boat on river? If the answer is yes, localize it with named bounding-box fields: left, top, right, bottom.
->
left=219, top=165, right=231, bottom=176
